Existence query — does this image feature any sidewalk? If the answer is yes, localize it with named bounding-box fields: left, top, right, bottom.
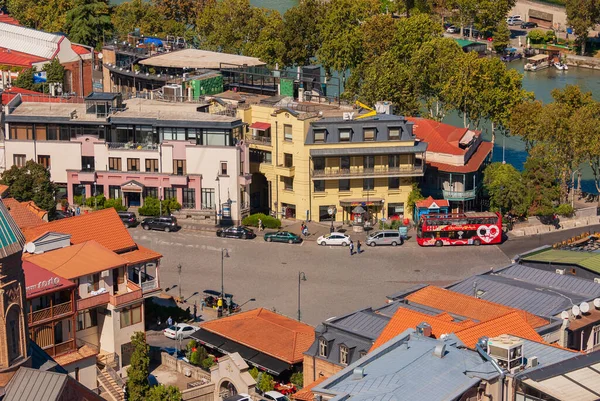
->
left=509, top=215, right=600, bottom=237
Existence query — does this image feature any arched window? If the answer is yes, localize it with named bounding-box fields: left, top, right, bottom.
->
left=6, top=306, right=22, bottom=363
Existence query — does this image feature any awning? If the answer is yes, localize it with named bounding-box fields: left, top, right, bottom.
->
left=340, top=198, right=384, bottom=207
left=250, top=122, right=271, bottom=131
left=309, top=142, right=427, bottom=157
left=191, top=329, right=292, bottom=376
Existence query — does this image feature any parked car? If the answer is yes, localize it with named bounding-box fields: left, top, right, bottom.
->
left=141, top=216, right=178, bottom=232
left=506, top=15, right=522, bottom=21
left=520, top=21, right=538, bottom=29
left=147, top=374, right=159, bottom=388
left=264, top=392, right=290, bottom=401
left=216, top=226, right=256, bottom=239
left=317, top=233, right=351, bottom=246
left=507, top=17, right=523, bottom=26
left=118, top=211, right=138, bottom=228
left=224, top=394, right=252, bottom=401
left=366, top=230, right=405, bottom=247
left=53, top=210, right=71, bottom=220
left=446, top=25, right=460, bottom=33
left=264, top=231, right=302, bottom=244
left=163, top=323, right=199, bottom=340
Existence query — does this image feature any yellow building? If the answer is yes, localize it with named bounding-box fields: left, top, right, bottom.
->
left=238, top=103, right=427, bottom=224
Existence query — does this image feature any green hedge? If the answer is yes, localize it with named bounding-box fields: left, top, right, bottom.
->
left=555, top=203, right=574, bottom=217
left=242, top=213, right=281, bottom=229
left=139, top=197, right=182, bottom=216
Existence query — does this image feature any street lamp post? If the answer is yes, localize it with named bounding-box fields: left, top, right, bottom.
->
left=159, top=186, right=163, bottom=216
left=571, top=169, right=581, bottom=208
left=238, top=298, right=256, bottom=310
left=215, top=174, right=222, bottom=225
left=297, top=272, right=307, bottom=321
left=221, top=248, right=229, bottom=301
left=93, top=182, right=97, bottom=210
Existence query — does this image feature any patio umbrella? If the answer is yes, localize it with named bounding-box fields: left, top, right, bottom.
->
left=527, top=37, right=530, bottom=48
left=352, top=206, right=366, bottom=214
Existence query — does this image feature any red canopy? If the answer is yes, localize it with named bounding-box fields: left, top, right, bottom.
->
left=23, top=260, right=75, bottom=299
left=249, top=122, right=271, bottom=131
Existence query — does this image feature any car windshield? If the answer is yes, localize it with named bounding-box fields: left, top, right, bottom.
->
left=276, top=397, right=290, bottom=401
left=167, top=325, right=177, bottom=331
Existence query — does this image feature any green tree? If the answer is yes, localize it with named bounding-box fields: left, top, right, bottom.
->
left=202, top=356, right=215, bottom=369
left=483, top=162, right=529, bottom=216
left=244, top=9, right=285, bottom=66
left=290, top=372, right=304, bottom=388
left=448, top=0, right=478, bottom=36
left=146, top=385, right=182, bottom=401
left=257, top=372, right=274, bottom=392
left=406, top=182, right=425, bottom=217
left=249, top=366, right=260, bottom=379
left=13, top=68, right=37, bottom=91
left=390, top=13, right=442, bottom=62
left=474, top=0, right=516, bottom=34
left=65, top=0, right=113, bottom=49
left=360, top=14, right=399, bottom=63
left=492, top=20, right=511, bottom=53
left=566, top=0, right=600, bottom=55
left=527, top=29, right=546, bottom=43
left=444, top=51, right=483, bottom=127
left=111, top=0, right=164, bottom=38
left=568, top=102, right=600, bottom=200
left=43, top=58, right=65, bottom=84
left=281, top=0, right=325, bottom=67
left=522, top=155, right=560, bottom=214
left=1, top=160, right=57, bottom=215
left=153, top=0, right=214, bottom=26
left=126, top=332, right=150, bottom=401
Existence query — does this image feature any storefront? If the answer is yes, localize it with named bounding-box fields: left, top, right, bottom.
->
left=339, top=199, right=384, bottom=224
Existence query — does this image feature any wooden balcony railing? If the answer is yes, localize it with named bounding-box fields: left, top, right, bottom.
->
left=29, top=301, right=73, bottom=325
left=110, top=283, right=143, bottom=307
left=44, top=339, right=76, bottom=357
left=77, top=292, right=110, bottom=310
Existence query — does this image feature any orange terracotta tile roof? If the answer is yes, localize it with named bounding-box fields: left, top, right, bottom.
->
left=408, top=117, right=480, bottom=155
left=20, top=200, right=47, bottom=219
left=23, top=208, right=136, bottom=253
left=371, top=308, right=476, bottom=350
left=455, top=312, right=544, bottom=348
left=24, top=240, right=126, bottom=279
left=53, top=344, right=98, bottom=366
left=292, top=376, right=329, bottom=401
left=201, top=308, right=315, bottom=364
left=415, top=196, right=449, bottom=209
left=428, top=141, right=493, bottom=173
left=0, top=184, right=8, bottom=195
left=3, top=198, right=46, bottom=229
left=120, top=244, right=162, bottom=265
left=405, top=286, right=548, bottom=328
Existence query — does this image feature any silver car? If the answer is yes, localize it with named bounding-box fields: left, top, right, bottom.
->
left=366, top=230, right=404, bottom=247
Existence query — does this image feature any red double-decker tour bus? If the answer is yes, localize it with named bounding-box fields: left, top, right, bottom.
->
left=416, top=211, right=502, bottom=247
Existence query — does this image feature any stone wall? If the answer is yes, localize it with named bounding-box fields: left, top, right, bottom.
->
left=302, top=355, right=343, bottom=386
left=161, top=352, right=212, bottom=381
left=565, top=55, right=600, bottom=70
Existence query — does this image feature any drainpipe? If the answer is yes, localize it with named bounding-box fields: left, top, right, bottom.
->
left=476, top=338, right=505, bottom=401
left=275, top=121, right=279, bottom=218
left=308, top=156, right=312, bottom=222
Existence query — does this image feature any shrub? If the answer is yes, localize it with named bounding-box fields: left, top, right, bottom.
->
left=73, top=195, right=83, bottom=205
left=249, top=367, right=259, bottom=379
left=535, top=205, right=555, bottom=217
left=139, top=197, right=181, bottom=216
left=85, top=194, right=106, bottom=208
left=527, top=29, right=545, bottom=43
left=257, top=372, right=274, bottom=392
left=242, top=213, right=281, bottom=229
left=201, top=356, right=214, bottom=369
left=379, top=220, right=404, bottom=230
left=290, top=372, right=303, bottom=388
left=555, top=203, right=574, bottom=217
left=104, top=198, right=127, bottom=211
left=60, top=199, right=69, bottom=209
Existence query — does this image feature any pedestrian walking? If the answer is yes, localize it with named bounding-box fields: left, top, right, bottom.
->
left=201, top=299, right=205, bottom=311
left=167, top=316, right=173, bottom=327
left=193, top=302, right=197, bottom=321
left=553, top=213, right=561, bottom=230
left=349, top=241, right=354, bottom=256
left=357, top=240, right=362, bottom=254
left=258, top=218, right=263, bottom=231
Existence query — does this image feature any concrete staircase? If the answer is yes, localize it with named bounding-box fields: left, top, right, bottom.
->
left=97, top=367, right=124, bottom=401
left=172, top=209, right=219, bottom=232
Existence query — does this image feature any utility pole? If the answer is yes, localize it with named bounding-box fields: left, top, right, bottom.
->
left=298, top=272, right=307, bottom=321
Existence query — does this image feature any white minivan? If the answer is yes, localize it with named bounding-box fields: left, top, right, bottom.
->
left=366, top=230, right=404, bottom=247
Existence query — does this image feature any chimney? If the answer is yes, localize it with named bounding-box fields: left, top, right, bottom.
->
left=416, top=322, right=432, bottom=337
left=558, top=318, right=570, bottom=348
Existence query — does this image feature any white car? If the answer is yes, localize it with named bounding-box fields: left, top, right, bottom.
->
left=446, top=26, right=460, bottom=34
left=317, top=233, right=351, bottom=246
left=163, top=323, right=199, bottom=340
left=264, top=391, right=290, bottom=401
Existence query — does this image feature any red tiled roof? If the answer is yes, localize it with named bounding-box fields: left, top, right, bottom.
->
left=22, top=260, right=75, bottom=299
left=428, top=141, right=494, bottom=173
left=201, top=308, right=315, bottom=364
left=0, top=184, right=8, bottom=195
left=0, top=13, right=20, bottom=25
left=405, top=286, right=549, bottom=328
left=408, top=117, right=480, bottom=156
left=20, top=200, right=47, bottom=219
left=455, top=312, right=544, bottom=348
left=415, top=196, right=449, bottom=208
left=71, top=44, right=91, bottom=55
left=120, top=244, right=162, bottom=265
left=23, top=208, right=137, bottom=253
left=292, top=376, right=329, bottom=401
left=3, top=198, right=46, bottom=229
left=0, top=47, right=47, bottom=67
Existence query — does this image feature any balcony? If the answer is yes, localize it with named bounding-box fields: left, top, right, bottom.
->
left=29, top=301, right=73, bottom=325
left=275, top=165, right=295, bottom=178
left=110, top=282, right=143, bottom=307
left=107, top=142, right=159, bottom=151
left=43, top=339, right=76, bottom=357
left=77, top=292, right=110, bottom=310
left=245, top=134, right=272, bottom=146
left=442, top=189, right=477, bottom=201
left=238, top=173, right=252, bottom=186
left=141, top=280, right=159, bottom=293
left=312, top=165, right=425, bottom=180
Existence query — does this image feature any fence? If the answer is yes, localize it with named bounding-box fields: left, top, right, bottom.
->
left=575, top=206, right=600, bottom=218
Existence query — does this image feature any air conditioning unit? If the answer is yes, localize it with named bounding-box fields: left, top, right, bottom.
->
left=527, top=356, right=538, bottom=368
left=594, top=278, right=600, bottom=284
left=101, top=270, right=110, bottom=278
left=163, top=84, right=183, bottom=100
left=556, top=269, right=565, bottom=275
left=487, top=335, right=524, bottom=372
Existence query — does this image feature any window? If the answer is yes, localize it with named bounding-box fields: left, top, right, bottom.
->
left=389, top=127, right=401, bottom=140
left=339, top=179, right=350, bottom=191
left=81, top=156, right=94, bottom=172
left=35, top=125, right=47, bottom=141
left=37, top=155, right=50, bottom=169
left=388, top=177, right=400, bottom=189
left=388, top=203, right=405, bottom=218
left=363, top=178, right=375, bottom=190
left=313, top=157, right=325, bottom=171
left=284, top=153, right=293, bottom=168
left=319, top=339, right=328, bottom=357
left=182, top=188, right=195, bottom=209
left=389, top=154, right=400, bottom=168
left=364, top=128, right=376, bottom=141
left=359, top=351, right=367, bottom=358
left=220, top=162, right=228, bottom=176
left=10, top=124, right=33, bottom=140
left=145, top=159, right=158, bottom=172
left=364, top=155, right=374, bottom=169
left=319, top=206, right=332, bottom=222
left=314, top=129, right=326, bottom=143
left=127, top=158, right=140, bottom=172
left=203, top=129, right=230, bottom=146
left=340, top=345, right=349, bottom=365
left=47, top=125, right=59, bottom=141
left=339, top=129, right=351, bottom=142
left=173, top=159, right=186, bottom=175
left=201, top=188, right=215, bottom=209
left=283, top=177, right=293, bottom=191
left=136, top=125, right=158, bottom=144
left=164, top=187, right=177, bottom=200
left=340, top=156, right=350, bottom=170
left=108, top=185, right=121, bottom=199
left=143, top=187, right=158, bottom=199
left=593, top=325, right=600, bottom=347
left=109, top=157, right=122, bottom=171
left=314, top=180, right=325, bottom=192
left=120, top=304, right=142, bottom=328
left=13, top=154, right=26, bottom=167
left=77, top=309, right=98, bottom=331
left=284, top=124, right=293, bottom=141
left=60, top=126, right=70, bottom=141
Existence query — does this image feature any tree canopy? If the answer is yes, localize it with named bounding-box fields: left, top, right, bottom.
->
left=126, top=332, right=150, bottom=401
left=0, top=160, right=57, bottom=215
left=483, top=162, right=529, bottom=216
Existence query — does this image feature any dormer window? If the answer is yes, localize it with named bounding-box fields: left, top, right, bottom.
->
left=388, top=127, right=401, bottom=140
left=314, top=129, right=326, bottom=143
left=340, top=345, right=349, bottom=365
left=319, top=338, right=328, bottom=357
left=364, top=128, right=376, bottom=141
left=339, top=129, right=352, bottom=142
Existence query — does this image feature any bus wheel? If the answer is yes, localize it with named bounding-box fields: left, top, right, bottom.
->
left=473, top=239, right=481, bottom=246
left=435, top=240, right=443, bottom=247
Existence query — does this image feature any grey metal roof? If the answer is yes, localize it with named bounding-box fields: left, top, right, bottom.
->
left=314, top=329, right=496, bottom=401
left=516, top=339, right=579, bottom=376
left=502, top=264, right=600, bottom=297
left=3, top=367, right=67, bottom=401
left=309, top=142, right=427, bottom=157
left=518, top=348, right=600, bottom=381
left=85, top=92, right=121, bottom=101
left=327, top=309, right=391, bottom=340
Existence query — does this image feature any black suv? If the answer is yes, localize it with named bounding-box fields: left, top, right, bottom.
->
left=141, top=216, right=178, bottom=232
left=118, top=212, right=138, bottom=228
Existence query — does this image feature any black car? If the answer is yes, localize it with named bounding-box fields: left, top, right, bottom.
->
left=118, top=211, right=138, bottom=228
left=520, top=21, right=538, bottom=29
left=216, top=226, right=256, bottom=239
left=141, top=216, right=178, bottom=232
left=53, top=210, right=71, bottom=220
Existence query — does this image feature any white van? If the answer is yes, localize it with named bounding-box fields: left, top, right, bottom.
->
left=366, top=230, right=404, bottom=247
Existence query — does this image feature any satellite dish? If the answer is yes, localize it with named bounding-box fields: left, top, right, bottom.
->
left=25, top=242, right=36, bottom=254
left=572, top=305, right=581, bottom=317
left=580, top=302, right=590, bottom=314
left=561, top=311, right=570, bottom=320
left=594, top=298, right=600, bottom=309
